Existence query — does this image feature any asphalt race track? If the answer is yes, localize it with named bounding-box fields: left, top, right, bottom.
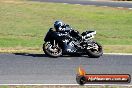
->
left=0, top=53, right=132, bottom=84
left=31, top=0, right=132, bottom=8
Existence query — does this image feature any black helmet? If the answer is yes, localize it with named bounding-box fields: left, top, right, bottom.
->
left=54, top=20, right=63, bottom=30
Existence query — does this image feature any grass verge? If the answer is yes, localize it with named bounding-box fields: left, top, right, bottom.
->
left=0, top=45, right=131, bottom=53
left=0, top=0, right=132, bottom=53
left=0, top=85, right=131, bottom=88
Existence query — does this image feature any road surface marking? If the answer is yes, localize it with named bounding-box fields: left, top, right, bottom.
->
left=117, top=7, right=123, bottom=9
left=102, top=6, right=108, bottom=7
left=0, top=84, right=131, bottom=86
left=128, top=8, right=132, bottom=10
left=75, top=4, right=81, bottom=5
left=63, top=3, right=68, bottom=4
left=104, top=53, right=132, bottom=55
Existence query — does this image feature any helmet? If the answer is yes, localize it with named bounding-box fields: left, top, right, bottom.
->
left=54, top=21, right=63, bottom=30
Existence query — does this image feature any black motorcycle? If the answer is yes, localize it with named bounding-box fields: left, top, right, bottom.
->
left=43, top=26, right=103, bottom=58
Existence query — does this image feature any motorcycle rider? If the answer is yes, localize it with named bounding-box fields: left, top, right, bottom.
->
left=53, top=20, right=81, bottom=41
left=54, top=20, right=72, bottom=35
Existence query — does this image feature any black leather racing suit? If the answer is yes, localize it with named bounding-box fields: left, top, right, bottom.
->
left=53, top=24, right=81, bottom=42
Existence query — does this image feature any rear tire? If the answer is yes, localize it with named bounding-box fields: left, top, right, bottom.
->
left=87, top=42, right=103, bottom=58
left=43, top=41, right=62, bottom=57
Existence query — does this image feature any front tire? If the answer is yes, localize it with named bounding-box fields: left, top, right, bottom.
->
left=87, top=41, right=103, bottom=58
left=43, top=41, right=62, bottom=57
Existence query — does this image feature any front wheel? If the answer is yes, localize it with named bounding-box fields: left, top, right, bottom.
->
left=86, top=41, right=103, bottom=58
left=43, top=41, right=62, bottom=57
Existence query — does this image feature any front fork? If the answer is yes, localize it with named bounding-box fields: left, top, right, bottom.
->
left=86, top=41, right=98, bottom=51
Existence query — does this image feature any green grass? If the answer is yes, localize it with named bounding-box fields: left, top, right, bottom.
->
left=0, top=0, right=132, bottom=53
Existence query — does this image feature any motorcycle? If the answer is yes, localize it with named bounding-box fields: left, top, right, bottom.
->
left=43, top=26, right=103, bottom=58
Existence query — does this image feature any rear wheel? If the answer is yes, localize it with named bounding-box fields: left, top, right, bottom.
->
left=43, top=41, right=62, bottom=57
left=86, top=41, right=103, bottom=58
